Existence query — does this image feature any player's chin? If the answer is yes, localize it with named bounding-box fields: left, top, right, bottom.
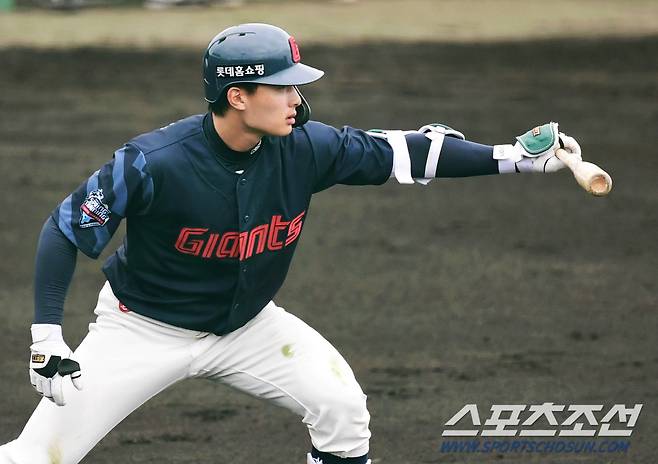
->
left=268, top=122, right=294, bottom=136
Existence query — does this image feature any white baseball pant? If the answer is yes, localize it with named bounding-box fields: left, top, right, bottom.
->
left=0, top=282, right=370, bottom=464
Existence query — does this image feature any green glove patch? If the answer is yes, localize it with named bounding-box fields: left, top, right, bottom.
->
left=516, top=123, right=557, bottom=157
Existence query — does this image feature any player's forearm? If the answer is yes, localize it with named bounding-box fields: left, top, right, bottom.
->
left=405, top=133, right=499, bottom=178
left=381, top=128, right=512, bottom=184
left=33, top=216, right=78, bottom=325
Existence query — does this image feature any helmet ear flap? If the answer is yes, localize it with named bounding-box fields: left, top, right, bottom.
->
left=293, top=86, right=311, bottom=128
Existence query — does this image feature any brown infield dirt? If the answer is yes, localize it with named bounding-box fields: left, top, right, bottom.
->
left=0, top=37, right=656, bottom=463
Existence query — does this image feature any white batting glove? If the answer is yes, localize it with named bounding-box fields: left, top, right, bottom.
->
left=494, top=122, right=582, bottom=173
left=30, top=324, right=83, bottom=406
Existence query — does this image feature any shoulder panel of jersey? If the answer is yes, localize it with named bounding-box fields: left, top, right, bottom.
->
left=128, top=114, right=205, bottom=156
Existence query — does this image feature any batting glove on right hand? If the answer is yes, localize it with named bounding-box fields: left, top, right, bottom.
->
left=30, top=324, right=83, bottom=406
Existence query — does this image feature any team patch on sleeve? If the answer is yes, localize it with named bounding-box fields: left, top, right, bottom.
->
left=79, top=189, right=111, bottom=228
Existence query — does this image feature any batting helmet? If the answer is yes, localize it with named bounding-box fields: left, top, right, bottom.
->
left=203, top=23, right=324, bottom=127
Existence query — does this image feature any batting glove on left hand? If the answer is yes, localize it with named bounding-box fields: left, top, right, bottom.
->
left=30, top=324, right=83, bottom=406
left=494, top=122, right=582, bottom=173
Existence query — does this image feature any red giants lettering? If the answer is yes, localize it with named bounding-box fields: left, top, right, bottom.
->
left=174, top=227, right=208, bottom=255
left=268, top=215, right=289, bottom=251
left=217, top=232, right=239, bottom=258
left=286, top=211, right=304, bottom=246
left=174, top=211, right=306, bottom=261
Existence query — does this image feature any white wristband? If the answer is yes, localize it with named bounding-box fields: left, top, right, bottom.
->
left=494, top=144, right=525, bottom=174
left=31, top=324, right=64, bottom=343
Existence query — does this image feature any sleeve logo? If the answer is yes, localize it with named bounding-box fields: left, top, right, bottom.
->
left=79, top=189, right=111, bottom=228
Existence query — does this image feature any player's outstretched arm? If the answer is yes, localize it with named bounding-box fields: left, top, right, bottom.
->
left=379, top=122, right=582, bottom=184
left=301, top=121, right=581, bottom=192
left=30, top=217, right=82, bottom=406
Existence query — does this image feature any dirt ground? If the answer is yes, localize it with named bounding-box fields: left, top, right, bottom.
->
left=0, top=37, right=656, bottom=463
left=4, top=1, right=658, bottom=48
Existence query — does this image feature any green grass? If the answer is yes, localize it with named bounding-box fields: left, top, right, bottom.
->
left=1, top=0, right=657, bottom=48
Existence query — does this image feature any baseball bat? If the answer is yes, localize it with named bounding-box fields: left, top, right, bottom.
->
left=555, top=148, right=613, bottom=196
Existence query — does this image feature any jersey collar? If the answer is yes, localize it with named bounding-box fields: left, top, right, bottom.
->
left=202, top=112, right=262, bottom=166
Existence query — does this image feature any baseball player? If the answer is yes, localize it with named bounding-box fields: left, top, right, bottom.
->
left=0, top=23, right=581, bottom=464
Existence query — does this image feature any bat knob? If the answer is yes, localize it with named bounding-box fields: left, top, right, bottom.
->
left=590, top=173, right=613, bottom=196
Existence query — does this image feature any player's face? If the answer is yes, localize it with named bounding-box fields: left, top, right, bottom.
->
left=242, top=85, right=301, bottom=136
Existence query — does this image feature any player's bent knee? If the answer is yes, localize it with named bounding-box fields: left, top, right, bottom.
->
left=0, top=442, right=19, bottom=464
left=306, top=390, right=371, bottom=456
left=0, top=440, right=52, bottom=464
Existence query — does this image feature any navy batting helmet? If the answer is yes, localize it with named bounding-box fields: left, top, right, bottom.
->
left=203, top=23, right=324, bottom=127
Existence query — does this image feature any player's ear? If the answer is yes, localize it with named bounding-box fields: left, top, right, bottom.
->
left=226, top=86, right=247, bottom=111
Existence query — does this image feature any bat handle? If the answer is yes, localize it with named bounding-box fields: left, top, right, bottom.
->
left=555, top=148, right=613, bottom=196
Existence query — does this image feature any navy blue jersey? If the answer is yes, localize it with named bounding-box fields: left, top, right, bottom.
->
left=52, top=114, right=394, bottom=334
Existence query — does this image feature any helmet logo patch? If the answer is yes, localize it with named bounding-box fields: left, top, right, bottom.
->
left=289, top=37, right=301, bottom=63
